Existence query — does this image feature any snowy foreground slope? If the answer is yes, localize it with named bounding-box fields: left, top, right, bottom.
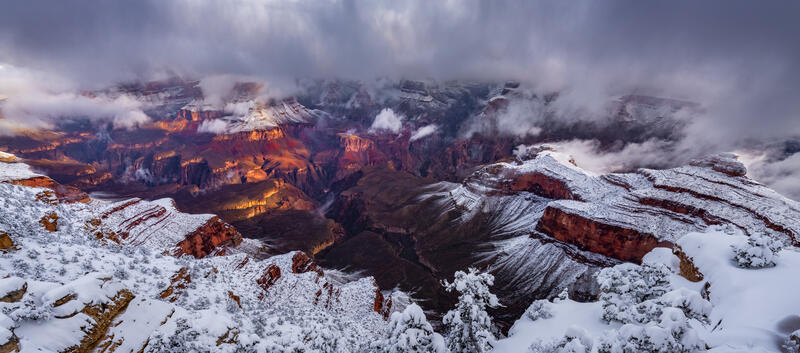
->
left=494, top=229, right=800, bottom=353
left=419, top=146, right=800, bottom=305
left=0, top=156, right=395, bottom=352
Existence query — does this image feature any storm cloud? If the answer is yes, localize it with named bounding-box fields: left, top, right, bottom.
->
left=0, top=0, right=797, bottom=136
left=0, top=0, right=799, bottom=194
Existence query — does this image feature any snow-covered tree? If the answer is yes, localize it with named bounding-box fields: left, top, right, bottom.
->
left=785, top=329, right=800, bottom=353
left=597, top=308, right=704, bottom=353
left=731, top=233, right=782, bottom=268
left=143, top=318, right=203, bottom=353
left=595, top=261, right=709, bottom=353
left=377, top=303, right=446, bottom=353
left=597, top=263, right=671, bottom=324
left=524, top=299, right=552, bottom=321
left=300, top=315, right=343, bottom=353
left=554, top=287, right=569, bottom=303
left=442, top=268, right=499, bottom=353
left=528, top=326, right=592, bottom=353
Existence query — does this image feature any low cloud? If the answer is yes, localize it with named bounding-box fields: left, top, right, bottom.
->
left=198, top=75, right=241, bottom=109
left=739, top=152, right=800, bottom=201
left=540, top=139, right=684, bottom=175
left=197, top=119, right=230, bottom=135
left=369, top=108, right=403, bottom=134
left=464, top=92, right=547, bottom=138
left=0, top=93, right=150, bottom=134
left=410, top=124, right=438, bottom=141
left=0, top=65, right=150, bottom=134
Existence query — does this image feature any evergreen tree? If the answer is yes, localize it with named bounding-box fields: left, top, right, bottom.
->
left=731, top=233, right=782, bottom=268
left=378, top=303, right=447, bottom=353
left=442, top=268, right=499, bottom=353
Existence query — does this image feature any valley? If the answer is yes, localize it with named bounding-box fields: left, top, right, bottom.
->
left=2, top=79, right=798, bottom=334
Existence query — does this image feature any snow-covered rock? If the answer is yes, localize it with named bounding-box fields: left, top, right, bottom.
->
left=494, top=228, right=800, bottom=353
left=0, top=158, right=397, bottom=352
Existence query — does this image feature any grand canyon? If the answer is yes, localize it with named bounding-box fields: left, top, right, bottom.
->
left=2, top=1, right=800, bottom=353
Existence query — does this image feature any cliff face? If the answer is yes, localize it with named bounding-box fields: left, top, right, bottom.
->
left=480, top=151, right=800, bottom=263
left=536, top=206, right=672, bottom=263
left=175, top=216, right=243, bottom=258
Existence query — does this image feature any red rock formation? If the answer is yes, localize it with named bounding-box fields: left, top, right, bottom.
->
left=0, top=231, right=15, bottom=252
left=536, top=206, right=673, bottom=263
left=503, top=171, right=579, bottom=200
left=256, top=264, right=282, bottom=291
left=372, top=285, right=393, bottom=319
left=674, top=246, right=704, bottom=282
left=427, top=136, right=516, bottom=180
left=174, top=217, right=243, bottom=258
left=160, top=267, right=191, bottom=302
left=9, top=176, right=89, bottom=203
left=39, top=212, right=59, bottom=232
left=291, top=252, right=320, bottom=274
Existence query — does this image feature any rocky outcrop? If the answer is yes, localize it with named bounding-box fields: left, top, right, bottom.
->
left=291, top=252, right=320, bottom=274
left=256, top=264, right=282, bottom=291
left=0, top=334, right=19, bottom=353
left=0, top=232, right=15, bottom=252
left=536, top=205, right=672, bottom=263
left=159, top=267, right=191, bottom=302
left=2, top=274, right=137, bottom=353
left=174, top=216, right=242, bottom=258
left=373, top=285, right=393, bottom=319
left=482, top=152, right=800, bottom=263
left=9, top=176, right=89, bottom=203
left=503, top=171, right=579, bottom=200
left=64, top=289, right=135, bottom=353
left=39, top=212, right=58, bottom=232
left=99, top=198, right=242, bottom=256
left=673, top=246, right=704, bottom=282
left=0, top=279, right=26, bottom=303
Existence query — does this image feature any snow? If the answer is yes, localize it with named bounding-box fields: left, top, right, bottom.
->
left=494, top=299, right=613, bottom=353
left=378, top=303, right=447, bottom=353
left=0, top=277, right=25, bottom=298
left=0, top=330, right=8, bottom=344
left=101, top=298, right=175, bottom=353
left=225, top=98, right=316, bottom=133
left=96, top=197, right=214, bottom=250
left=496, top=228, right=800, bottom=353
left=0, top=159, right=399, bottom=352
left=0, top=157, right=41, bottom=181
left=678, top=231, right=800, bottom=352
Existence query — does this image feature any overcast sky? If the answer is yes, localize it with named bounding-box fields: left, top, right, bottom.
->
left=0, top=0, right=798, bottom=144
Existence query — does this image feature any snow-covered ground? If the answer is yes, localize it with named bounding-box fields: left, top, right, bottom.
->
left=0, top=155, right=41, bottom=182
left=0, top=157, right=396, bottom=352
left=495, top=228, right=800, bottom=353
